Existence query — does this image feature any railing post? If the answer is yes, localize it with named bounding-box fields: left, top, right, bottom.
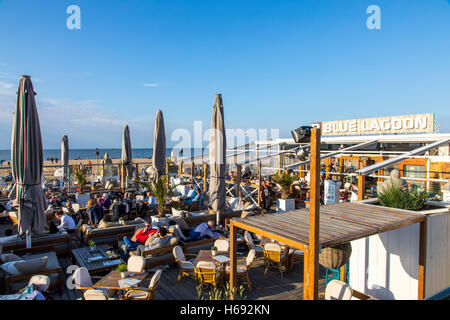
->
left=203, top=162, right=208, bottom=193
left=339, top=158, right=344, bottom=185
left=190, top=161, right=194, bottom=184
left=358, top=175, right=365, bottom=201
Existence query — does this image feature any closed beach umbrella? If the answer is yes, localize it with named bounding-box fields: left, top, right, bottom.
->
left=121, top=124, right=133, bottom=179
left=8, top=75, right=47, bottom=235
left=61, top=135, right=69, bottom=188
left=152, top=110, right=166, bottom=180
left=208, top=94, right=227, bottom=223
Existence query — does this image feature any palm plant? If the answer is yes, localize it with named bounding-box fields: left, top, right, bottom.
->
left=73, top=166, right=87, bottom=193
left=272, top=172, right=299, bottom=200
left=135, top=174, right=168, bottom=217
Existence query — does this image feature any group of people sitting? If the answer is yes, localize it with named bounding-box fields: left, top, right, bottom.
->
left=121, top=219, right=220, bottom=259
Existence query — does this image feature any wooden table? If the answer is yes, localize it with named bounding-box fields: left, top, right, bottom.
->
left=92, top=271, right=149, bottom=290
left=71, top=245, right=123, bottom=274
left=195, top=250, right=230, bottom=263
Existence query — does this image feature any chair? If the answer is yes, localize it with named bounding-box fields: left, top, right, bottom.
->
left=28, top=275, right=51, bottom=292
left=123, top=270, right=162, bottom=300
left=73, top=267, right=114, bottom=300
left=244, top=231, right=263, bottom=257
left=127, top=256, right=146, bottom=273
left=195, top=261, right=222, bottom=294
left=287, top=248, right=304, bottom=270
left=263, top=243, right=289, bottom=278
left=225, top=249, right=255, bottom=291
left=214, top=239, right=230, bottom=252
left=172, top=245, right=197, bottom=284
left=325, top=280, right=353, bottom=300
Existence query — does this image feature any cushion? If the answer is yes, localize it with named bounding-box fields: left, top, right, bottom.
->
left=1, top=253, right=21, bottom=263
left=168, top=216, right=189, bottom=230
left=15, top=256, right=48, bottom=274
left=0, top=261, right=20, bottom=275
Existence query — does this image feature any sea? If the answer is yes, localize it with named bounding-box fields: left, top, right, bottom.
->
left=0, top=148, right=207, bottom=162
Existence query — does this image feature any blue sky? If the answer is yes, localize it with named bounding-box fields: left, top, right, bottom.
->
left=0, top=0, right=449, bottom=149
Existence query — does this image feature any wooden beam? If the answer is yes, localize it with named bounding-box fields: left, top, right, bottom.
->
left=340, top=264, right=347, bottom=283
left=339, top=158, right=344, bottom=185
left=303, top=246, right=310, bottom=300
left=358, top=175, right=365, bottom=201
left=178, top=161, right=182, bottom=177
left=203, top=162, right=208, bottom=193
left=307, top=127, right=321, bottom=300
left=190, top=161, right=194, bottom=183
left=258, top=161, right=262, bottom=207
left=299, top=165, right=305, bottom=179
left=325, top=157, right=331, bottom=180
left=229, top=221, right=237, bottom=300
left=418, top=218, right=427, bottom=300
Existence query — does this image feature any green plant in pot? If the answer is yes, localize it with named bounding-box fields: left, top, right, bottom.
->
left=88, top=240, right=96, bottom=251
left=210, top=246, right=218, bottom=256
left=272, top=172, right=299, bottom=200
left=116, top=264, right=128, bottom=278
left=377, top=184, right=429, bottom=211
left=134, top=174, right=168, bottom=217
left=73, top=166, right=87, bottom=194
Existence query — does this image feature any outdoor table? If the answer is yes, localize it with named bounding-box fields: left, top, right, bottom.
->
left=71, top=245, right=123, bottom=274
left=92, top=270, right=149, bottom=291
left=195, top=250, right=230, bottom=263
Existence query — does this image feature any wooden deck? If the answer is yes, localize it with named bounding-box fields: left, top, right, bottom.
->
left=52, top=252, right=326, bottom=300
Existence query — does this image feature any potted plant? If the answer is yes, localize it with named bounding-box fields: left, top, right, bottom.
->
left=272, top=172, right=299, bottom=212
left=210, top=246, right=218, bottom=256
left=134, top=174, right=168, bottom=217
left=88, top=240, right=96, bottom=251
left=117, top=264, right=128, bottom=278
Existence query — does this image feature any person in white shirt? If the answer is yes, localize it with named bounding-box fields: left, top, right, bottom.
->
left=54, top=210, right=76, bottom=232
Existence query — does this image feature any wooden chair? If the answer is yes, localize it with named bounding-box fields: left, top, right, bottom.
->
left=73, top=266, right=114, bottom=300
left=244, top=231, right=264, bottom=257
left=263, top=243, right=289, bottom=278
left=287, top=248, right=304, bottom=270
left=172, top=245, right=197, bottom=284
left=324, top=280, right=377, bottom=300
left=123, top=269, right=162, bottom=300
left=225, top=249, right=255, bottom=291
left=127, top=255, right=146, bottom=273
left=195, top=261, right=222, bottom=294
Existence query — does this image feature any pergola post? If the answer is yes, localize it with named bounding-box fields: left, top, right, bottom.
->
left=299, top=165, right=305, bottom=179
left=358, top=175, right=365, bottom=201
left=303, top=246, right=310, bottom=300
left=203, top=162, right=208, bottom=193
left=339, top=158, right=344, bottom=185
left=418, top=218, right=427, bottom=300
left=306, top=127, right=321, bottom=300
left=229, top=221, right=237, bottom=300
left=325, top=157, right=331, bottom=180
left=178, top=161, right=183, bottom=177
left=190, top=161, right=194, bottom=184
left=258, top=161, right=262, bottom=207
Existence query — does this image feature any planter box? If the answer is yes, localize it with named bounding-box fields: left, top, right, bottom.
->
left=349, top=199, right=450, bottom=300
left=276, top=199, right=296, bottom=212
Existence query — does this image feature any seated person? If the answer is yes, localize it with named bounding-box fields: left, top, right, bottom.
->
left=186, top=220, right=219, bottom=242
left=122, top=221, right=158, bottom=258
left=145, top=191, right=158, bottom=211
left=136, top=227, right=172, bottom=257
left=184, top=185, right=196, bottom=200
left=88, top=197, right=104, bottom=225
left=183, top=189, right=202, bottom=205
left=54, top=209, right=76, bottom=233
left=98, top=193, right=112, bottom=211
left=111, top=197, right=127, bottom=220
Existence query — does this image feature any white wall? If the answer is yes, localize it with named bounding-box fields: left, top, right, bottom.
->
left=349, top=211, right=450, bottom=300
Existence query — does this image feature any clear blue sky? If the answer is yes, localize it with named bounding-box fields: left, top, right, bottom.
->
left=0, top=0, right=449, bottom=149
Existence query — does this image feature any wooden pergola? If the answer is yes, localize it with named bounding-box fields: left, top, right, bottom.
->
left=229, top=202, right=427, bottom=300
